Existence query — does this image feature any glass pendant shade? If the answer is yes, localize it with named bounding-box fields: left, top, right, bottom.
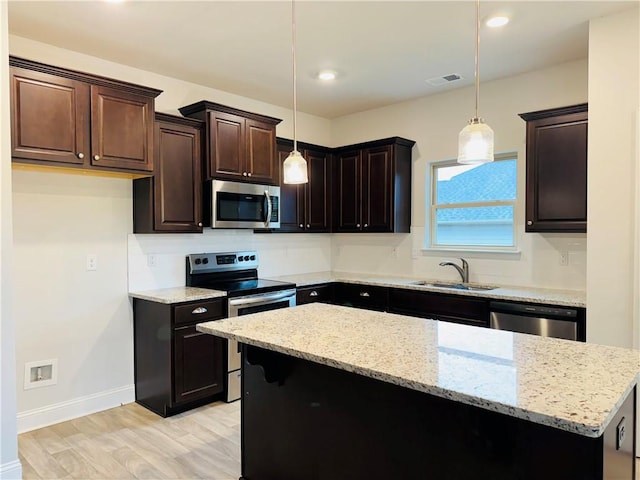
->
left=457, top=118, right=494, bottom=164
left=283, top=150, right=308, bottom=184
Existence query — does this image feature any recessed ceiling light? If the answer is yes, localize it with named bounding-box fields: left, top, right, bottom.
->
left=486, top=16, right=509, bottom=28
left=317, top=71, right=337, bottom=81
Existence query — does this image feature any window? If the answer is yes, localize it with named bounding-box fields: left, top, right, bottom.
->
left=429, top=155, right=517, bottom=249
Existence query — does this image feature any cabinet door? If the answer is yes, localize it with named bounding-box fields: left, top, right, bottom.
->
left=10, top=67, right=90, bottom=165
left=305, top=149, right=331, bottom=232
left=333, top=283, right=388, bottom=311
left=208, top=111, right=246, bottom=180
left=296, top=284, right=333, bottom=305
left=362, top=145, right=393, bottom=233
left=278, top=145, right=305, bottom=232
left=246, top=119, right=278, bottom=185
left=388, top=288, right=489, bottom=328
left=333, top=150, right=362, bottom=232
left=526, top=111, right=587, bottom=232
left=174, top=325, right=224, bottom=404
left=153, top=121, right=202, bottom=232
left=90, top=85, right=154, bottom=172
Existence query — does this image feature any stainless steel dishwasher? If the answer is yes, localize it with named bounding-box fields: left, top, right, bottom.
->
left=489, top=301, right=579, bottom=340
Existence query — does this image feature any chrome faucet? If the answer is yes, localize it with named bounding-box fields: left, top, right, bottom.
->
left=439, top=258, right=469, bottom=284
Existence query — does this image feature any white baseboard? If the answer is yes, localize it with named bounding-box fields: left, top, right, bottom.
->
left=17, top=384, right=135, bottom=433
left=0, top=460, right=22, bottom=480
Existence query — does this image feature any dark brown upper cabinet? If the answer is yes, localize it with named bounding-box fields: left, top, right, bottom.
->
left=519, top=104, right=588, bottom=233
left=9, top=56, right=160, bottom=175
left=333, top=137, right=414, bottom=233
left=277, top=138, right=332, bottom=233
left=179, top=101, right=282, bottom=185
left=133, top=113, right=204, bottom=233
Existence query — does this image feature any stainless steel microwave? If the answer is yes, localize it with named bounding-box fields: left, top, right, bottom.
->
left=210, top=180, right=280, bottom=229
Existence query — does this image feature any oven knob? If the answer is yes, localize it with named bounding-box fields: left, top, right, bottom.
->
left=202, top=258, right=209, bottom=265
left=244, top=255, right=250, bottom=261
left=195, top=258, right=201, bottom=265
left=238, top=257, right=243, bottom=262
left=250, top=255, right=256, bottom=260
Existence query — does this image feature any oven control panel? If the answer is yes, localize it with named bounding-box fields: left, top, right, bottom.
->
left=188, top=251, right=259, bottom=273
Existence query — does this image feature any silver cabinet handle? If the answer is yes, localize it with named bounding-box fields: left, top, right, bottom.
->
left=306, top=224, right=310, bottom=228
left=357, top=223, right=361, bottom=228
left=198, top=222, right=203, bottom=227
left=247, top=172, right=252, bottom=177
left=527, top=220, right=533, bottom=226
left=243, top=172, right=248, bottom=176
left=300, top=224, right=304, bottom=228
left=309, top=291, right=319, bottom=297
left=77, top=153, right=84, bottom=159
left=192, top=307, right=208, bottom=314
left=93, top=155, right=100, bottom=161
left=359, top=292, right=370, bottom=297
left=364, top=224, right=368, bottom=228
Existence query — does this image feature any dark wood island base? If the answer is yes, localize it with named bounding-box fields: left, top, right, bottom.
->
left=240, top=345, right=636, bottom=480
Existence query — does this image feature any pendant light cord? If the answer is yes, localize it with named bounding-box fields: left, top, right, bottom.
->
left=291, top=0, right=298, bottom=153
left=474, top=0, right=480, bottom=120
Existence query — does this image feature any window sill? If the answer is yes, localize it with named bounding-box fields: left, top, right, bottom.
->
left=420, top=247, right=521, bottom=259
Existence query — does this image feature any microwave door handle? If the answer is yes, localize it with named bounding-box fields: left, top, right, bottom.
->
left=264, top=190, right=272, bottom=227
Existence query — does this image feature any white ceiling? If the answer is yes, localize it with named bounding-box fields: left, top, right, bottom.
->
left=7, top=1, right=637, bottom=118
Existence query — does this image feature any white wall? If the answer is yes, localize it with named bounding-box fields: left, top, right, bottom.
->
left=128, top=232, right=331, bottom=292
left=330, top=60, right=589, bottom=290
left=8, top=35, right=332, bottom=432
left=587, top=8, right=639, bottom=349
left=0, top=3, right=21, bottom=478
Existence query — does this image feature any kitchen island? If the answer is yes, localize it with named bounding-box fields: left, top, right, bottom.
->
left=197, top=303, right=639, bottom=480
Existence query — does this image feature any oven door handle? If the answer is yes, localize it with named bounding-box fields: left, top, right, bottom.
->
left=263, top=190, right=272, bottom=227
left=229, top=290, right=295, bottom=307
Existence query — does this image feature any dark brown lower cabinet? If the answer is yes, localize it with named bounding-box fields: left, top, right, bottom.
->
left=133, top=297, right=226, bottom=417
left=333, top=282, right=388, bottom=311
left=388, top=288, right=489, bottom=327
left=296, top=284, right=334, bottom=305
left=242, top=345, right=636, bottom=480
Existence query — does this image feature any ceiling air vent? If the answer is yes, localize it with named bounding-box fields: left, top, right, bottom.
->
left=426, top=74, right=463, bottom=87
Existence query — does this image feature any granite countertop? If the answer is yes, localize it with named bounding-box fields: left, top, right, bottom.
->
left=129, top=286, right=226, bottom=304
left=268, top=271, right=586, bottom=307
left=197, top=303, right=639, bottom=438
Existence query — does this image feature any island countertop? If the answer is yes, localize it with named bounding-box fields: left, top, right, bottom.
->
left=197, top=303, right=639, bottom=438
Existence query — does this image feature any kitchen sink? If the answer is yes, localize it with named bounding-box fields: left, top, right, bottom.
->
left=408, top=281, right=497, bottom=291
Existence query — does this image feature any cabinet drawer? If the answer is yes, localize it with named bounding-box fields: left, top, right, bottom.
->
left=297, top=284, right=333, bottom=305
left=389, top=288, right=488, bottom=326
left=174, top=299, right=226, bottom=326
left=334, top=283, right=388, bottom=311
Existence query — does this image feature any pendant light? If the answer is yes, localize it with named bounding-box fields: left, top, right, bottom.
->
left=457, top=0, right=494, bottom=165
left=283, top=0, right=308, bottom=184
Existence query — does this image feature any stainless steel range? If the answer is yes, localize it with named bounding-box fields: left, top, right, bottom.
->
left=186, top=251, right=296, bottom=402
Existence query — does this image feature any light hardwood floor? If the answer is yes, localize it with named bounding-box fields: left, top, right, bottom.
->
left=19, top=401, right=241, bottom=479
left=18, top=400, right=640, bottom=479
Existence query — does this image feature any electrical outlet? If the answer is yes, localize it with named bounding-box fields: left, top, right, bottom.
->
left=392, top=247, right=399, bottom=259
left=147, top=254, right=157, bottom=267
left=559, top=251, right=569, bottom=266
left=86, top=254, right=97, bottom=271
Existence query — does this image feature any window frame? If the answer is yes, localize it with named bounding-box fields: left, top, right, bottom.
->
left=427, top=153, right=518, bottom=253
